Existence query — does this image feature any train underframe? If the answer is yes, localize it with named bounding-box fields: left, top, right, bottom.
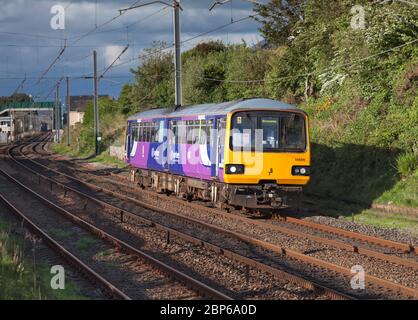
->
left=129, top=167, right=303, bottom=211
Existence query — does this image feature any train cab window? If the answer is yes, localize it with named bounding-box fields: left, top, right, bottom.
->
left=280, top=114, right=306, bottom=150
left=261, top=117, right=279, bottom=149
left=231, top=113, right=257, bottom=150
left=231, top=111, right=306, bottom=152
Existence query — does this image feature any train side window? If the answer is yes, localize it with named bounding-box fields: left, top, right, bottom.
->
left=148, top=123, right=153, bottom=142
left=178, top=120, right=187, bottom=144
left=131, top=123, right=139, bottom=142
left=138, top=123, right=143, bottom=141
left=186, top=121, right=193, bottom=144
left=154, top=122, right=158, bottom=142
left=141, top=123, right=145, bottom=142
left=200, top=120, right=210, bottom=145
left=141, top=124, right=146, bottom=142
left=130, top=124, right=134, bottom=141
left=143, top=124, right=149, bottom=142
left=170, top=120, right=177, bottom=144
left=149, top=123, right=153, bottom=142
left=187, top=120, right=200, bottom=144
left=156, top=121, right=164, bottom=143
left=151, top=122, right=155, bottom=142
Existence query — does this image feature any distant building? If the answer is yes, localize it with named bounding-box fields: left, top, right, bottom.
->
left=0, top=101, right=54, bottom=143
left=0, top=116, right=12, bottom=143
left=69, top=95, right=109, bottom=126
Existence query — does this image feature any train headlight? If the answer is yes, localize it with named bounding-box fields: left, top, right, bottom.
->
left=226, top=164, right=245, bottom=174
left=292, top=166, right=310, bottom=176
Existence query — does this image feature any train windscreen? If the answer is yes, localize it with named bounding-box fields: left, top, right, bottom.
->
left=231, top=111, right=307, bottom=152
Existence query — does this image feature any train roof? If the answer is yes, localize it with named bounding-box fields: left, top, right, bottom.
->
left=127, top=98, right=299, bottom=121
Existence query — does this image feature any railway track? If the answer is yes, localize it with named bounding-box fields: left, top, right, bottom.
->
left=37, top=139, right=418, bottom=259
left=0, top=189, right=130, bottom=300
left=0, top=146, right=232, bottom=300
left=8, top=137, right=418, bottom=299
left=3, top=138, right=354, bottom=300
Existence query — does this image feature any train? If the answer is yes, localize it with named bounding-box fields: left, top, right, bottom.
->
left=123, top=98, right=310, bottom=211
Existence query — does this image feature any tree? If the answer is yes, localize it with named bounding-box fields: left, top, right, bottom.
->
left=119, top=84, right=132, bottom=114
left=129, top=42, right=174, bottom=112
left=254, top=0, right=306, bottom=46
left=183, top=50, right=228, bottom=104
left=225, top=45, right=273, bottom=100
left=182, top=41, right=226, bottom=60
left=0, top=93, right=32, bottom=105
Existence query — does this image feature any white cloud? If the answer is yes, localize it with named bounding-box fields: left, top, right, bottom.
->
left=104, top=45, right=126, bottom=66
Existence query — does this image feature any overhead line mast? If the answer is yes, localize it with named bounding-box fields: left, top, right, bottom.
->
left=119, top=0, right=183, bottom=107
left=83, top=46, right=129, bottom=156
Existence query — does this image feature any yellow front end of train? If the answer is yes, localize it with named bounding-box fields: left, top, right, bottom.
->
left=222, top=109, right=310, bottom=208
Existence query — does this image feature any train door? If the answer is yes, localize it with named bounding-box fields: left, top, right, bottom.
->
left=161, top=119, right=169, bottom=171
left=168, top=119, right=183, bottom=175
left=149, top=119, right=166, bottom=171
left=198, top=119, right=212, bottom=180
left=215, top=118, right=226, bottom=179
left=126, top=122, right=132, bottom=163
left=123, top=126, right=128, bottom=162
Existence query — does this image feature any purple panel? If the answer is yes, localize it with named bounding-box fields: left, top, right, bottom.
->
left=130, top=142, right=150, bottom=169
left=181, top=144, right=212, bottom=181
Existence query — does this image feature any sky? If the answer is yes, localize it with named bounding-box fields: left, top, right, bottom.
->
left=0, top=0, right=266, bottom=101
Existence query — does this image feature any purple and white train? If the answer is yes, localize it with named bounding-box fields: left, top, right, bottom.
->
left=124, top=98, right=311, bottom=210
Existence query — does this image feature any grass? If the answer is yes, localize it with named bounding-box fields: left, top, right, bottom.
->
left=301, top=194, right=418, bottom=235
left=76, top=236, right=99, bottom=251
left=89, top=150, right=127, bottom=169
left=97, top=250, right=112, bottom=258
left=51, top=143, right=82, bottom=158
left=376, top=170, right=418, bottom=208
left=52, top=141, right=127, bottom=169
left=0, top=218, right=85, bottom=300
left=49, top=228, right=73, bottom=239
left=52, top=121, right=127, bottom=170
left=346, top=210, right=418, bottom=236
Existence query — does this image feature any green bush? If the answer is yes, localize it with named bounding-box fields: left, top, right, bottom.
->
left=396, top=152, right=418, bottom=177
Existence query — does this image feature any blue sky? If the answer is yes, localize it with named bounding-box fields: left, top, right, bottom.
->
left=0, top=0, right=265, bottom=101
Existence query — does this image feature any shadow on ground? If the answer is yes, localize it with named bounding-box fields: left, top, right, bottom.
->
left=300, top=142, right=401, bottom=218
